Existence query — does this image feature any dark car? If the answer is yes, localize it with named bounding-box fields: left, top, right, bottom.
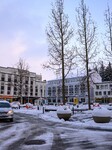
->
left=0, top=100, right=14, bottom=122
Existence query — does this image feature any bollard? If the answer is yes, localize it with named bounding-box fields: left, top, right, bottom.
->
left=37, top=105, right=39, bottom=110
left=72, top=106, right=74, bottom=114
left=43, top=106, right=45, bottom=114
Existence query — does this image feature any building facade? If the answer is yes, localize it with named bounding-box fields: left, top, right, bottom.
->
left=46, top=77, right=93, bottom=104
left=0, top=66, right=46, bottom=104
left=94, top=81, right=112, bottom=103
left=46, top=70, right=102, bottom=104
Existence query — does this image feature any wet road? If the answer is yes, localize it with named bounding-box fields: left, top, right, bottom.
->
left=0, top=113, right=112, bottom=150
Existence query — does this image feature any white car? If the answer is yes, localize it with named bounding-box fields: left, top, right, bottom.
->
left=0, top=100, right=14, bottom=122
left=11, top=101, right=20, bottom=109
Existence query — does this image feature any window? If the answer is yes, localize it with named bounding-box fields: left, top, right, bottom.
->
left=99, top=91, right=102, bottom=95
left=25, top=80, right=28, bottom=84
left=69, top=85, right=73, bottom=95
left=80, top=84, right=85, bottom=94
left=1, top=83, right=4, bottom=94
left=48, top=87, right=51, bottom=96
left=1, top=85, right=4, bottom=90
left=14, top=91, right=17, bottom=95
left=0, top=102, right=10, bottom=108
left=103, top=91, right=106, bottom=95
left=75, top=85, right=79, bottom=94
left=52, top=87, right=56, bottom=96
left=53, top=99, right=56, bottom=103
left=95, top=91, right=98, bottom=95
left=7, top=86, right=11, bottom=91
left=30, top=80, right=33, bottom=85
left=25, top=92, right=28, bottom=96
left=96, top=85, right=99, bottom=89
left=108, top=91, right=110, bottom=95
left=1, top=74, right=5, bottom=81
left=65, top=86, right=68, bottom=95
left=14, top=78, right=17, bottom=83
left=35, top=86, right=38, bottom=96
left=100, top=85, right=104, bottom=89
left=8, top=75, right=11, bottom=82
left=105, top=85, right=108, bottom=89
left=58, top=99, right=60, bottom=103
left=57, top=86, right=61, bottom=96
left=7, top=85, right=11, bottom=95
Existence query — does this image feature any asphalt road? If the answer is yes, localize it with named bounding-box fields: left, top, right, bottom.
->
left=0, top=113, right=112, bottom=150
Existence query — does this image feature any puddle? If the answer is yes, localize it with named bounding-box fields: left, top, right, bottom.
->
left=25, top=139, right=46, bottom=145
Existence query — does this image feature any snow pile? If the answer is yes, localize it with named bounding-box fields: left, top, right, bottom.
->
left=57, top=106, right=72, bottom=114
left=92, top=107, right=111, bottom=117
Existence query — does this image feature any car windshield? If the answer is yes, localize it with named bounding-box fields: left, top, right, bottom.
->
left=0, top=103, right=10, bottom=108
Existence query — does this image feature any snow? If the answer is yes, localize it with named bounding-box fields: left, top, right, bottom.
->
left=0, top=104, right=112, bottom=150
left=14, top=104, right=112, bottom=129
left=57, top=106, right=72, bottom=114
left=92, top=107, right=111, bottom=117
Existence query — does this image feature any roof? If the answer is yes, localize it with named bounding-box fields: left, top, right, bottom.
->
left=0, top=100, right=9, bottom=103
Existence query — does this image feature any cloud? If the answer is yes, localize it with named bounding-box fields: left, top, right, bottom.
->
left=11, top=31, right=27, bottom=57
left=25, top=57, right=55, bottom=81
left=0, top=31, right=27, bottom=67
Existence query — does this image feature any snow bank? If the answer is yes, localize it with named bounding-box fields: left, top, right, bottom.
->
left=92, top=107, right=111, bottom=117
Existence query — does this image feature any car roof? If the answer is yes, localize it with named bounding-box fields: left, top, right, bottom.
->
left=0, top=100, right=10, bottom=103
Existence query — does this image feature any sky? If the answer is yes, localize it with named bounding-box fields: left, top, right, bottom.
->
left=0, top=0, right=112, bottom=81
left=0, top=104, right=112, bottom=150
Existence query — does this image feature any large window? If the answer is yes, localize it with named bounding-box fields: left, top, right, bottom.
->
left=95, top=91, right=98, bottom=95
left=7, top=86, right=11, bottom=94
left=99, top=91, right=102, bottom=95
left=80, top=84, right=85, bottom=94
left=8, top=75, right=11, bottom=82
left=69, top=85, right=73, bottom=95
left=103, top=91, right=106, bottom=95
left=1, top=74, right=5, bottom=81
left=75, top=85, right=79, bottom=95
left=65, top=86, right=68, bottom=95
left=52, top=87, right=56, bottom=96
left=48, top=87, right=51, bottom=96
left=35, top=86, right=38, bottom=96
left=96, top=85, right=99, bottom=89
left=1, top=83, right=4, bottom=94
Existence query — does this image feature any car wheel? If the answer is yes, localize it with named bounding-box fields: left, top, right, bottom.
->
left=10, top=118, right=13, bottom=122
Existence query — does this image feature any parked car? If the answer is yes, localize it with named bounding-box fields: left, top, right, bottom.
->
left=0, top=100, right=14, bottom=122
left=93, top=103, right=100, bottom=107
left=11, top=101, right=20, bottom=109
left=25, top=103, right=33, bottom=109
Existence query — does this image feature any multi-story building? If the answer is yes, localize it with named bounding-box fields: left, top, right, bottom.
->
left=94, top=81, right=112, bottom=103
left=46, top=70, right=102, bottom=104
left=0, top=66, right=46, bottom=104
left=46, top=77, right=86, bottom=104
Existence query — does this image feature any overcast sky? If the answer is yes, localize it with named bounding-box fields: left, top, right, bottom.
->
left=0, top=0, right=112, bottom=81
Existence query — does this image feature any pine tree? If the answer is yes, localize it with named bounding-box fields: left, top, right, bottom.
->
left=105, top=62, right=112, bottom=81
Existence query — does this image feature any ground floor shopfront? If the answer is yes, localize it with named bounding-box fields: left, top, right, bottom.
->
left=95, top=97, right=112, bottom=104
left=0, top=95, right=46, bottom=105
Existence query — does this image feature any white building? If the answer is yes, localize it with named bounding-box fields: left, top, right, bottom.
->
left=94, top=81, right=112, bottom=103
left=46, top=70, right=102, bottom=104
left=0, top=66, right=46, bottom=104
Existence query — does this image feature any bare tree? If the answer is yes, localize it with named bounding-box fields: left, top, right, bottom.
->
left=75, top=0, right=98, bottom=109
left=104, top=5, right=112, bottom=59
left=44, top=0, right=76, bottom=104
left=14, top=58, right=30, bottom=104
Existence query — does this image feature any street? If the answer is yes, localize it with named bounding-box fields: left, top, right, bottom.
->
left=0, top=113, right=112, bottom=150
